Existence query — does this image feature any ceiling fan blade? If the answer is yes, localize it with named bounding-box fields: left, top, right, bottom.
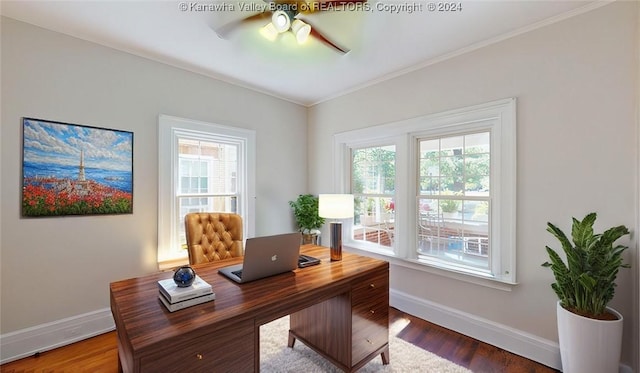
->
left=308, top=23, right=350, bottom=54
left=214, top=12, right=271, bottom=39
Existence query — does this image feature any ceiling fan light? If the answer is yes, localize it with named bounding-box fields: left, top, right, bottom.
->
left=260, top=22, right=278, bottom=41
left=272, top=10, right=291, bottom=33
left=291, top=19, right=311, bottom=44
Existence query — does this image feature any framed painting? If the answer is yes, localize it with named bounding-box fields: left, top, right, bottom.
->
left=22, top=118, right=133, bottom=217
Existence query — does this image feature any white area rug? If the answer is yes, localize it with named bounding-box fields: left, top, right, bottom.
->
left=260, top=316, right=472, bottom=373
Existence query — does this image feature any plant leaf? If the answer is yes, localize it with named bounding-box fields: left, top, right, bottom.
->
left=542, top=212, right=630, bottom=317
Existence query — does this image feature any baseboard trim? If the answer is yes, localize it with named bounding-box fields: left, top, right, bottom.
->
left=391, top=290, right=635, bottom=372
left=1, top=297, right=633, bottom=372
left=0, top=308, right=115, bottom=364
left=390, top=289, right=562, bottom=370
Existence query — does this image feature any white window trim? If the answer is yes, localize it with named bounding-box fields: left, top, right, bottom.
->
left=334, top=98, right=516, bottom=285
left=158, top=115, right=256, bottom=265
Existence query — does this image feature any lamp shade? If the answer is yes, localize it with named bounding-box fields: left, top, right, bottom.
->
left=272, top=10, right=291, bottom=33
left=260, top=22, right=279, bottom=41
left=319, top=194, right=354, bottom=219
left=291, top=19, right=311, bottom=44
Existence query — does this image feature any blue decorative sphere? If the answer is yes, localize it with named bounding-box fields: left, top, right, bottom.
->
left=173, top=266, right=196, bottom=287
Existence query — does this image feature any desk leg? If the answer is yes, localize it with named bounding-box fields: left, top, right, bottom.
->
left=381, top=344, right=390, bottom=365
left=287, top=331, right=296, bottom=348
left=254, top=324, right=260, bottom=372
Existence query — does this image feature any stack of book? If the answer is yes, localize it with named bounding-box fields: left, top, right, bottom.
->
left=157, top=275, right=215, bottom=312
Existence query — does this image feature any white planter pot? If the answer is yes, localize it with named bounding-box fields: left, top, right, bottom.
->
left=557, top=301, right=623, bottom=373
left=360, top=214, right=376, bottom=226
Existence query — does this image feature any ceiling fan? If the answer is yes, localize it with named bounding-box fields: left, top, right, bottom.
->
left=214, top=0, right=367, bottom=54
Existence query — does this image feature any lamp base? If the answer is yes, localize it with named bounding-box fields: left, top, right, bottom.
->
left=329, top=222, right=342, bottom=261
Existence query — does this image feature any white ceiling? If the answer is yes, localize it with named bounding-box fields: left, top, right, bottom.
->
left=1, top=0, right=600, bottom=106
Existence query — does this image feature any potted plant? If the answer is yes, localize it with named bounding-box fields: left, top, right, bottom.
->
left=440, top=199, right=459, bottom=218
left=542, top=212, right=630, bottom=373
left=288, top=194, right=325, bottom=244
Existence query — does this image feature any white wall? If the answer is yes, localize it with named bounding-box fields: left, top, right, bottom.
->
left=0, top=17, right=307, bottom=335
left=1, top=1, right=639, bottom=370
left=309, top=1, right=638, bottom=369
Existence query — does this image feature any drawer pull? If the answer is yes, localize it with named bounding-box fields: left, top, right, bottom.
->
left=370, top=310, right=375, bottom=314
left=366, top=338, right=373, bottom=344
left=196, top=353, right=203, bottom=360
left=369, top=283, right=376, bottom=289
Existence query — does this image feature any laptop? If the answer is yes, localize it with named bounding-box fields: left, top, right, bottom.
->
left=218, top=232, right=302, bottom=283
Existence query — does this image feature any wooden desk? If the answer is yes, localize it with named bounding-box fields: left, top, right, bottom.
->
left=110, top=245, right=389, bottom=372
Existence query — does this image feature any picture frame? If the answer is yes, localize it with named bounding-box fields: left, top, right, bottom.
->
left=22, top=117, right=133, bottom=217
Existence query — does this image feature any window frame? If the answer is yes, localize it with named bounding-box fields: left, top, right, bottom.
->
left=158, top=115, right=256, bottom=266
left=334, top=98, right=516, bottom=285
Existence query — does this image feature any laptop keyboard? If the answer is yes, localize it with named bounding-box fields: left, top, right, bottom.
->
left=232, top=270, right=243, bottom=279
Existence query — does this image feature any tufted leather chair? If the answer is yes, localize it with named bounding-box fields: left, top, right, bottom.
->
left=184, top=212, right=244, bottom=265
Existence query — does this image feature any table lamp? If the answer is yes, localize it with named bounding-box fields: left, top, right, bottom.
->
left=319, top=194, right=354, bottom=261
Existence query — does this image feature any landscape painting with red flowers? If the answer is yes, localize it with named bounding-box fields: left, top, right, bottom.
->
left=22, top=118, right=133, bottom=217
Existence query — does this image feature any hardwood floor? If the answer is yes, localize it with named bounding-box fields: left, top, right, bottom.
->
left=0, top=331, right=118, bottom=373
left=1, top=307, right=558, bottom=373
left=389, top=308, right=559, bottom=373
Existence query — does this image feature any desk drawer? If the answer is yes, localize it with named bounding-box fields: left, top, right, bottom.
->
left=140, top=321, right=254, bottom=372
left=352, top=326, right=387, bottom=365
left=351, top=270, right=388, bottom=366
left=351, top=303, right=389, bottom=340
left=352, top=300, right=388, bottom=359
left=352, top=271, right=389, bottom=306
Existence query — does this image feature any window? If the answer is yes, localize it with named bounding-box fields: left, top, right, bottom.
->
left=158, top=115, right=255, bottom=265
left=352, top=145, right=396, bottom=247
left=417, top=132, right=491, bottom=272
left=176, top=139, right=240, bottom=247
left=335, top=99, right=516, bottom=284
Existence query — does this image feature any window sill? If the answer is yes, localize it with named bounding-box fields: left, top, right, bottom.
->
left=344, top=244, right=518, bottom=292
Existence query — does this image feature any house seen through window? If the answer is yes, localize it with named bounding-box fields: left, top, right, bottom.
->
left=176, top=139, right=239, bottom=250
